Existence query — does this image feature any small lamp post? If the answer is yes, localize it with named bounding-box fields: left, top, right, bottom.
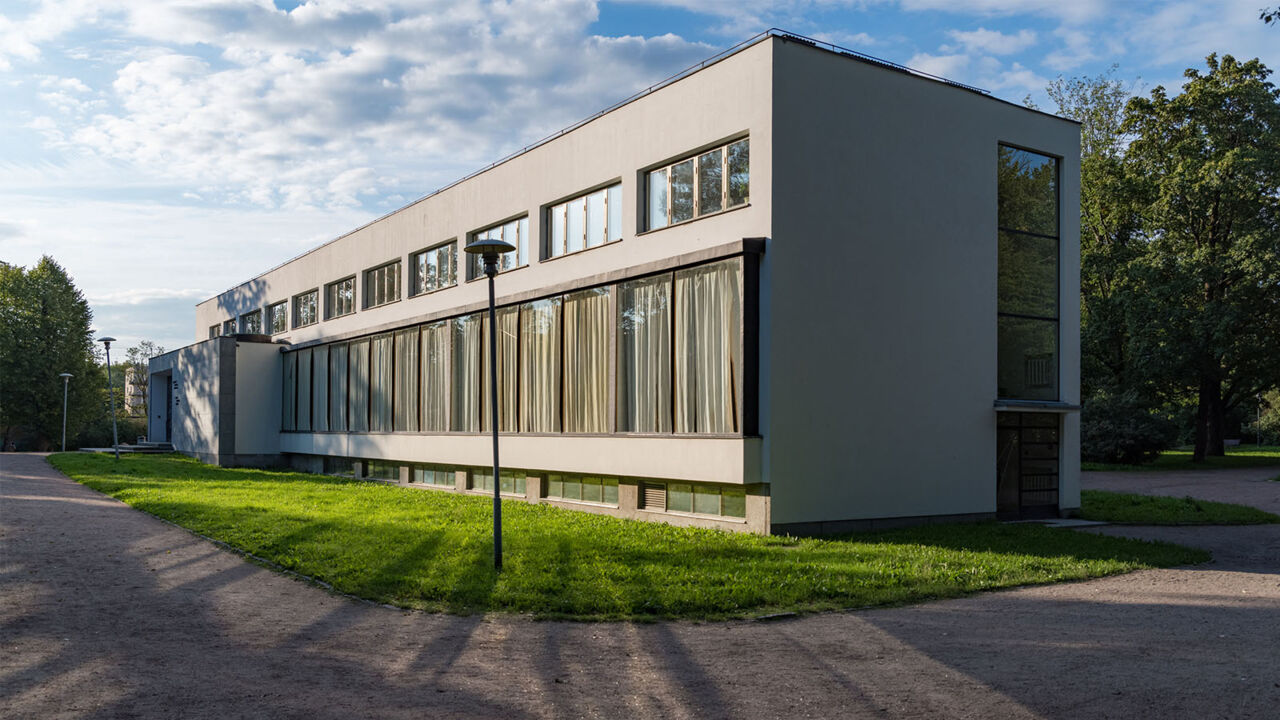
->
left=99, top=337, right=120, bottom=460
left=463, top=237, right=515, bottom=571
left=59, top=373, right=73, bottom=452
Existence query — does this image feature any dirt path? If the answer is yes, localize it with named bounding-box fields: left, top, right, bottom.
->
left=3, top=453, right=1279, bottom=719
left=1083, top=466, right=1280, bottom=514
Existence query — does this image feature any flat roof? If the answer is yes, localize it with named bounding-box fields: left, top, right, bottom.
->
left=199, top=28, right=1076, bottom=306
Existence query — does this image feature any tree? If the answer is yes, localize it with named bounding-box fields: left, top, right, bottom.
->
left=1262, top=7, right=1278, bottom=24
left=0, top=257, right=103, bottom=450
left=1123, top=55, right=1280, bottom=460
left=124, top=341, right=165, bottom=419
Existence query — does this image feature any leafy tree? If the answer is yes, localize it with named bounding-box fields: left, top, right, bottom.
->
left=1263, top=7, right=1278, bottom=24
left=0, top=257, right=103, bottom=450
left=1123, top=55, right=1280, bottom=460
left=124, top=340, right=165, bottom=418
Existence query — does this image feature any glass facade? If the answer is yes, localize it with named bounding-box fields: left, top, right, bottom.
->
left=645, top=138, right=748, bottom=230
left=548, top=184, right=623, bottom=258
left=997, top=145, right=1060, bottom=401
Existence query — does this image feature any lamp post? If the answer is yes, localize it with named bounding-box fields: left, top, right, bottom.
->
left=59, top=373, right=73, bottom=452
left=99, top=337, right=120, bottom=460
left=463, top=237, right=515, bottom=570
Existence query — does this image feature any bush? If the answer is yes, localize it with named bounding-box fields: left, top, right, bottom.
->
left=1081, top=393, right=1177, bottom=465
left=72, top=413, right=148, bottom=449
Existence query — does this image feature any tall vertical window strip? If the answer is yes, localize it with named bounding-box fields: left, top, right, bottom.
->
left=364, top=261, right=401, bottom=309
left=467, top=217, right=528, bottom=280
left=326, top=277, right=356, bottom=319
left=997, top=146, right=1060, bottom=401
left=369, top=334, right=393, bottom=432
left=348, top=339, right=370, bottom=432
left=482, top=306, right=519, bottom=432
left=282, top=352, right=297, bottom=431
left=675, top=259, right=743, bottom=433
left=421, top=321, right=449, bottom=431
left=548, top=183, right=623, bottom=258
left=519, top=298, right=561, bottom=433
left=312, top=345, right=329, bottom=432
left=394, top=328, right=419, bottom=432
left=411, top=242, right=456, bottom=295
left=297, top=347, right=312, bottom=432
left=328, top=342, right=348, bottom=431
left=293, top=289, right=318, bottom=328
left=564, top=287, right=610, bottom=433
left=617, top=274, right=673, bottom=432
left=268, top=301, right=288, bottom=334
left=240, top=309, right=262, bottom=334
left=451, top=314, right=482, bottom=431
left=646, top=138, right=748, bottom=230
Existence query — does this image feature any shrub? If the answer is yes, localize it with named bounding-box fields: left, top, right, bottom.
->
left=1081, top=393, right=1177, bottom=465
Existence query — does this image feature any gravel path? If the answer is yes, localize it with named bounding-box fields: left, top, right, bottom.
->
left=1083, top=466, right=1280, bottom=514
left=4, top=453, right=1279, bottom=719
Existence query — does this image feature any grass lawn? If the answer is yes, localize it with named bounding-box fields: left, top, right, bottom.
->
left=1080, top=490, right=1280, bottom=525
left=49, top=453, right=1208, bottom=620
left=1081, top=445, right=1280, bottom=472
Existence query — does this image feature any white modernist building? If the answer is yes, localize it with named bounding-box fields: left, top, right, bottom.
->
left=149, top=32, right=1081, bottom=534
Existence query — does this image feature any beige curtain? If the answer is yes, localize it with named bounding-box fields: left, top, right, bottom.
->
left=451, top=315, right=482, bottom=431
left=617, top=275, right=672, bottom=432
left=519, top=298, right=561, bottom=432
left=329, top=343, right=348, bottom=431
left=394, top=328, right=419, bottom=432
left=297, top=347, right=312, bottom=432
left=564, top=287, right=610, bottom=432
left=420, top=321, right=449, bottom=431
left=349, top=339, right=370, bottom=432
left=482, top=307, right=519, bottom=432
left=370, top=334, right=393, bottom=432
left=312, top=345, right=329, bottom=432
left=675, top=258, right=742, bottom=433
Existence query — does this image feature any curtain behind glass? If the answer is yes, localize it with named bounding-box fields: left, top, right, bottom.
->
left=281, top=352, right=296, bottom=431
left=297, top=347, right=312, bottom=432
left=564, top=287, right=609, bottom=433
left=617, top=275, right=672, bottom=432
left=675, top=258, right=742, bottom=433
left=329, top=343, right=348, bottom=431
left=482, top=306, right=519, bottom=432
left=370, top=334, right=393, bottom=432
left=519, top=298, right=560, bottom=432
left=421, top=321, right=449, bottom=431
left=349, top=339, right=370, bottom=432
left=451, top=315, right=481, bottom=431
left=394, top=328, right=419, bottom=431
left=312, top=345, right=329, bottom=432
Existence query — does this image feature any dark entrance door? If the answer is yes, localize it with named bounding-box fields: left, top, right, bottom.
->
left=164, top=378, right=173, bottom=442
left=996, top=412, right=1060, bottom=519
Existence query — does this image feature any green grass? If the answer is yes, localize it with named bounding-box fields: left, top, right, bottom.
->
left=1082, top=445, right=1280, bottom=472
left=49, top=453, right=1208, bottom=620
left=1081, top=490, right=1280, bottom=525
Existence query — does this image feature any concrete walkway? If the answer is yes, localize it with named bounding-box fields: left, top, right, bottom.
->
left=3, top=453, right=1279, bottom=719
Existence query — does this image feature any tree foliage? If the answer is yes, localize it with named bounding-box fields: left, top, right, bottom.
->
left=0, top=257, right=103, bottom=450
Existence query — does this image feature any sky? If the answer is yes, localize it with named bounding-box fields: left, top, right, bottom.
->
left=1, top=0, right=1277, bottom=353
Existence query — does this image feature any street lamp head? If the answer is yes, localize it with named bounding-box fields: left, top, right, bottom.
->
left=463, top=238, right=516, bottom=278
left=59, top=373, right=73, bottom=379
left=98, top=336, right=117, bottom=349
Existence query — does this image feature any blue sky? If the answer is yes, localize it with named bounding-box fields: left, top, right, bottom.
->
left=1, top=0, right=1277, bottom=352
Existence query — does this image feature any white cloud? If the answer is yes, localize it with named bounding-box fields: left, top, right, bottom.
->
left=946, top=27, right=1036, bottom=55
left=906, top=52, right=970, bottom=79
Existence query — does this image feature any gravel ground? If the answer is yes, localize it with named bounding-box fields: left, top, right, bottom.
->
left=3, top=453, right=1279, bottom=719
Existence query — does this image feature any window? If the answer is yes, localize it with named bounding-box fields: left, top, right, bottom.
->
left=674, top=259, right=742, bottom=433
left=519, top=298, right=561, bottom=433
left=617, top=274, right=673, bottom=432
left=364, top=460, right=400, bottom=481
left=546, top=474, right=619, bottom=506
left=548, top=184, right=622, bottom=258
left=467, top=217, right=528, bottom=280
left=482, top=306, right=519, bottom=432
left=393, top=328, right=419, bottom=432
left=325, top=276, right=356, bottom=319
left=267, top=301, right=288, bottom=334
left=312, top=345, right=329, bottom=432
left=240, top=309, right=262, bottom=334
left=644, top=481, right=745, bottom=518
left=296, top=347, right=312, bottom=431
left=563, top=287, right=609, bottom=432
left=420, top=321, right=449, bottom=431
left=208, top=324, right=220, bottom=339
left=470, top=467, right=526, bottom=495
left=323, top=457, right=356, bottom=477
left=646, top=138, right=748, bottom=230
left=282, top=352, right=296, bottom=431
left=364, top=260, right=401, bottom=309
left=348, top=339, right=370, bottom=432
left=451, top=314, right=483, bottom=431
left=328, top=343, right=349, bottom=431
left=222, top=319, right=236, bottom=335
left=369, top=334, right=393, bottom=432
left=412, top=463, right=456, bottom=487
left=411, top=242, right=456, bottom=295
left=293, top=289, right=319, bottom=328
left=997, top=145, right=1059, bottom=401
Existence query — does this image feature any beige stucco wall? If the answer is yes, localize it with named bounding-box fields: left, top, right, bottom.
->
left=765, top=38, right=1081, bottom=525
left=149, top=340, right=221, bottom=458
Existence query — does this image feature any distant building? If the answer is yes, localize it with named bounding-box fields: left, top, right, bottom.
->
left=150, top=31, right=1081, bottom=533
left=123, top=367, right=146, bottom=417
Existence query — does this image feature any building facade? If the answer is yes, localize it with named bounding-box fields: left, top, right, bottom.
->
left=150, top=32, right=1081, bottom=534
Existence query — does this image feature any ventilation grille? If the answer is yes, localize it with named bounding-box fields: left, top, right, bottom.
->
left=642, top=482, right=667, bottom=511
